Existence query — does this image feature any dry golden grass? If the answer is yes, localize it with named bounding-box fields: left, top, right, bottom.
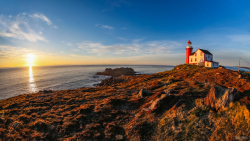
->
left=0, top=64, right=249, bottom=140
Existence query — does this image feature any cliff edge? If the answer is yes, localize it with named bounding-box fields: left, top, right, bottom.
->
left=0, top=64, right=250, bottom=140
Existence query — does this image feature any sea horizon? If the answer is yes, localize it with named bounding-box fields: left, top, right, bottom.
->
left=0, top=65, right=175, bottom=100
left=1, top=64, right=249, bottom=70
left=0, top=64, right=176, bottom=69
left=0, top=64, right=249, bottom=100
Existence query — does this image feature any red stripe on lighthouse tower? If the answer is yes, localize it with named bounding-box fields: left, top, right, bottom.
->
left=186, top=40, right=193, bottom=64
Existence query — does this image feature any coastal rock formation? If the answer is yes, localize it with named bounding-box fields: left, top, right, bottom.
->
left=141, top=88, right=177, bottom=112
left=142, top=89, right=175, bottom=111
left=96, top=67, right=136, bottom=76
left=94, top=67, right=138, bottom=87
left=138, top=88, right=150, bottom=98
left=94, top=75, right=132, bottom=87
left=204, top=86, right=238, bottom=110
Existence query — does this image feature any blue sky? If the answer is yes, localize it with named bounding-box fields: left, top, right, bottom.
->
left=0, top=0, right=250, bottom=67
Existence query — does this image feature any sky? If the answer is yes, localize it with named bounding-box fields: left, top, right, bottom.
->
left=0, top=0, right=250, bottom=68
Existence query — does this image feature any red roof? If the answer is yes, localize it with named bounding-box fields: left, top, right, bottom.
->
left=187, top=40, right=191, bottom=44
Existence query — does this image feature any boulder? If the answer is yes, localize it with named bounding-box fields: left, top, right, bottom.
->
left=142, top=92, right=175, bottom=112
left=139, top=88, right=150, bottom=98
left=39, top=90, right=53, bottom=93
left=116, top=135, right=123, bottom=140
left=170, top=100, right=184, bottom=111
left=204, top=86, right=238, bottom=110
left=164, top=89, right=174, bottom=95
left=13, top=122, right=19, bottom=127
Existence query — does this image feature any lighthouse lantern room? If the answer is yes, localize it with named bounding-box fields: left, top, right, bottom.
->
left=186, top=40, right=193, bottom=64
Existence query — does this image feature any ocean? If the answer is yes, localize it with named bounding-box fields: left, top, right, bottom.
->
left=0, top=65, right=175, bottom=100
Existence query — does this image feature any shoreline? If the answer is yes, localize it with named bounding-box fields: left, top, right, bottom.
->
left=240, top=66, right=250, bottom=70
left=0, top=65, right=175, bottom=100
left=0, top=65, right=249, bottom=101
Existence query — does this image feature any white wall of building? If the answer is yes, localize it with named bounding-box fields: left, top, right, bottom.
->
left=189, top=49, right=205, bottom=64
left=188, top=48, right=219, bottom=67
left=205, top=61, right=212, bottom=67
left=205, top=61, right=219, bottom=68
left=189, top=54, right=196, bottom=64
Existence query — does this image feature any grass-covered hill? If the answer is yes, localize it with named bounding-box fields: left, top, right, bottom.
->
left=0, top=64, right=250, bottom=140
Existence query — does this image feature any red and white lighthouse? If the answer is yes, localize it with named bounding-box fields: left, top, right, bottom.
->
left=186, top=40, right=193, bottom=64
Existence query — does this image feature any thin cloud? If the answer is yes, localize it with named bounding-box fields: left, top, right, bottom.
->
left=117, top=37, right=128, bottom=41
left=71, top=48, right=80, bottom=51
left=0, top=45, right=37, bottom=59
left=227, top=34, right=250, bottom=44
left=53, top=26, right=58, bottom=29
left=69, top=54, right=93, bottom=58
left=101, top=25, right=114, bottom=30
left=0, top=24, right=47, bottom=42
left=77, top=40, right=183, bottom=55
left=0, top=45, right=76, bottom=60
left=66, top=43, right=73, bottom=46
left=30, top=14, right=52, bottom=25
left=132, top=38, right=145, bottom=43
left=0, top=13, right=50, bottom=42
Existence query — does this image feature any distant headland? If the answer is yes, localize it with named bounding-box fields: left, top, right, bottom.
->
left=96, top=67, right=137, bottom=76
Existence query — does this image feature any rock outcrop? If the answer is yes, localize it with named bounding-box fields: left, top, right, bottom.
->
left=96, top=67, right=136, bottom=76
left=138, top=88, right=150, bottom=98
left=142, top=88, right=174, bottom=111
left=204, top=86, right=238, bottom=110
left=94, top=75, right=132, bottom=87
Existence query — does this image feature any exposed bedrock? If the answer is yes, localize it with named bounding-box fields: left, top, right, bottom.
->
left=204, top=86, right=238, bottom=110
left=94, top=75, right=132, bottom=87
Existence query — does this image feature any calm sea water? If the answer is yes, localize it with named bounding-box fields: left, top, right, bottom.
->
left=0, top=65, right=174, bottom=100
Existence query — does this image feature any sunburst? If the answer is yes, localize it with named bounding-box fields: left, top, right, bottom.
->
left=26, top=53, right=35, bottom=66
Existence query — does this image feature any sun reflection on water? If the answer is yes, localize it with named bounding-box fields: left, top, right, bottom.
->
left=29, top=66, right=37, bottom=93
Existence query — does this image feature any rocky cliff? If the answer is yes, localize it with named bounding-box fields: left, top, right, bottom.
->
left=0, top=64, right=250, bottom=140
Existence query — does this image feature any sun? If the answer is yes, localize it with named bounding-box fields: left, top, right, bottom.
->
left=26, top=53, right=35, bottom=66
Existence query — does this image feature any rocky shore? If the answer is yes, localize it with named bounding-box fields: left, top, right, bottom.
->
left=94, top=67, right=138, bottom=87
left=0, top=64, right=250, bottom=140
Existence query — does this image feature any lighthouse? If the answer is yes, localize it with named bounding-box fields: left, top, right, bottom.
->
left=186, top=40, right=193, bottom=64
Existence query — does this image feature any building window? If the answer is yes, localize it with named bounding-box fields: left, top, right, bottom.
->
left=206, top=57, right=207, bottom=61
left=195, top=53, right=197, bottom=56
left=200, top=52, right=202, bottom=56
left=208, top=55, right=210, bottom=58
left=207, top=63, right=209, bottom=67
left=195, top=58, right=197, bottom=62
left=191, top=58, right=192, bottom=62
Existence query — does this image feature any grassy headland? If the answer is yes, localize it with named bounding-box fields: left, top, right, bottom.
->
left=0, top=64, right=250, bottom=140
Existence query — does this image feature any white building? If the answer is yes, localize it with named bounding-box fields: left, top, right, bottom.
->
left=186, top=40, right=219, bottom=67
